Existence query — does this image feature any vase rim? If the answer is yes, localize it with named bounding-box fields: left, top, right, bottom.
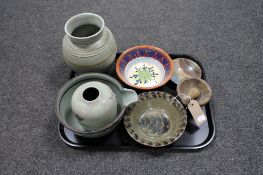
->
left=81, top=86, right=100, bottom=103
left=64, top=13, right=105, bottom=41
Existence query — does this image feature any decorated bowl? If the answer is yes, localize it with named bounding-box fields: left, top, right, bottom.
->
left=116, top=45, right=174, bottom=90
left=124, top=91, right=187, bottom=147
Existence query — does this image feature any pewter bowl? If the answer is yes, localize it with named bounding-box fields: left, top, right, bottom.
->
left=124, top=91, right=187, bottom=147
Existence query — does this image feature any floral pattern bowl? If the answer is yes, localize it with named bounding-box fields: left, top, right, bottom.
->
left=116, top=45, right=174, bottom=90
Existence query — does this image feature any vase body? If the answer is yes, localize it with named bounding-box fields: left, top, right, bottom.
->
left=71, top=81, right=117, bottom=130
left=62, top=13, right=117, bottom=73
left=55, top=73, right=139, bottom=138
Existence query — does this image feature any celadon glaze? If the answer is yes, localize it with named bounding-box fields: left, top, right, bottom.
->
left=62, top=13, right=117, bottom=73
left=71, top=81, right=117, bottom=130
left=55, top=73, right=138, bottom=138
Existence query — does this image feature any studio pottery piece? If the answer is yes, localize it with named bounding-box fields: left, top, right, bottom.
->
left=171, top=58, right=202, bottom=84
left=124, top=91, right=187, bottom=147
left=62, top=13, right=117, bottom=73
left=55, top=73, right=138, bottom=138
left=116, top=45, right=174, bottom=90
left=71, top=81, right=117, bottom=130
left=177, top=77, right=212, bottom=106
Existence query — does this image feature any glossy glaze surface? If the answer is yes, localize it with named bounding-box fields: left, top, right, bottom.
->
left=116, top=45, right=174, bottom=90
left=55, top=73, right=138, bottom=138
left=71, top=81, right=117, bottom=130
left=171, top=58, right=202, bottom=84
left=124, top=91, right=187, bottom=147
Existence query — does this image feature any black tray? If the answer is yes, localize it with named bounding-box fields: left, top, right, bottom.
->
left=58, top=53, right=215, bottom=151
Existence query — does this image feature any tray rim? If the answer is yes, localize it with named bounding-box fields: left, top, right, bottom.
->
left=58, top=53, right=216, bottom=151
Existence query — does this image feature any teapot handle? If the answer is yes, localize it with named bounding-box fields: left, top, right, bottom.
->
left=121, top=88, right=138, bottom=107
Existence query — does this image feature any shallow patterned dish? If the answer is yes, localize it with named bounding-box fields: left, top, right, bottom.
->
left=116, top=45, right=174, bottom=90
left=124, top=91, right=187, bottom=147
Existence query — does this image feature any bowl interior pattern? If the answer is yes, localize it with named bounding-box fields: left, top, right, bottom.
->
left=124, top=91, right=187, bottom=147
left=116, top=46, right=173, bottom=89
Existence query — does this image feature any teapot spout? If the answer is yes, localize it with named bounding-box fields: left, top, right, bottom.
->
left=121, top=88, right=138, bottom=107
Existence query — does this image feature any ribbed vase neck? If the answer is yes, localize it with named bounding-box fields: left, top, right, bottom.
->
left=67, top=29, right=104, bottom=45
left=64, top=13, right=105, bottom=45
